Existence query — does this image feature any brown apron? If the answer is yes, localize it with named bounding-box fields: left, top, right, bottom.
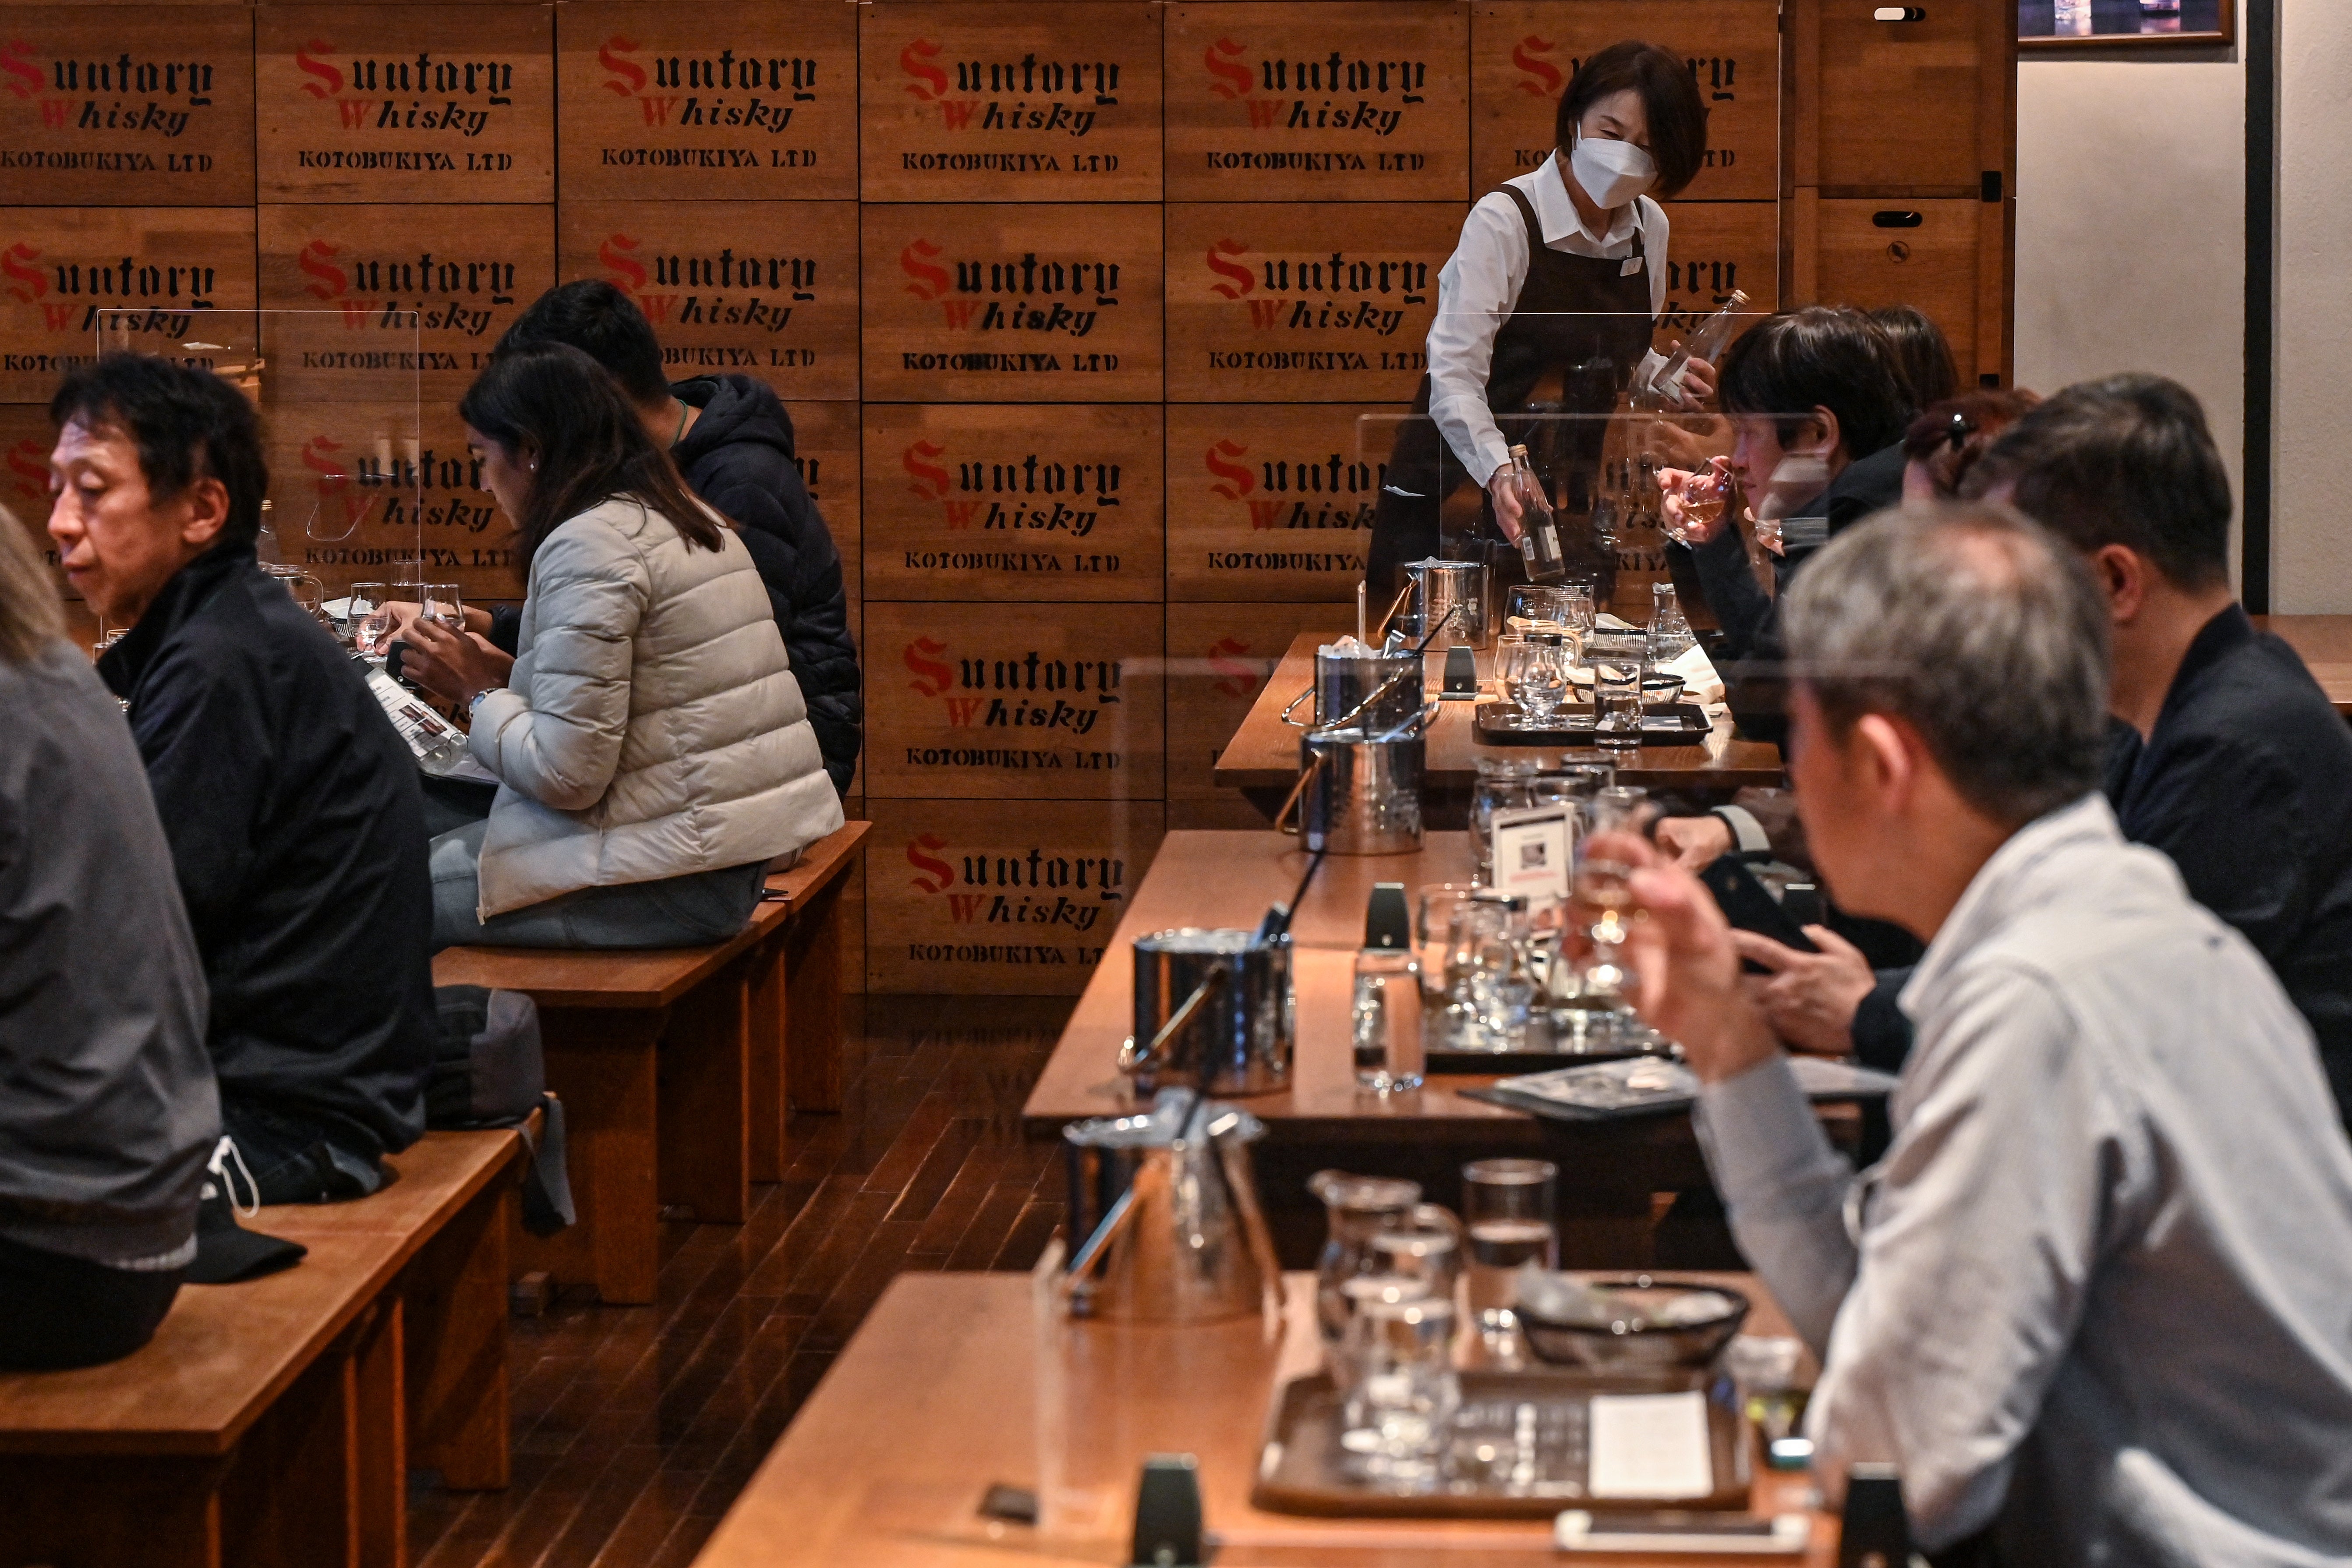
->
left=1366, top=181, right=1656, bottom=602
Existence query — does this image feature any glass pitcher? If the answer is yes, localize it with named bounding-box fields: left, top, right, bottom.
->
left=1307, top=1170, right=1422, bottom=1349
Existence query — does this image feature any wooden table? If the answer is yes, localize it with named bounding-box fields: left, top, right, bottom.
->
left=1022, top=831, right=1845, bottom=1266
left=1213, top=633, right=1785, bottom=823
left=690, top=1269, right=1833, bottom=1568
left=2259, top=614, right=2352, bottom=717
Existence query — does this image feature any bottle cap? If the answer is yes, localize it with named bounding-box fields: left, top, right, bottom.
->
left=1508, top=443, right=1529, bottom=458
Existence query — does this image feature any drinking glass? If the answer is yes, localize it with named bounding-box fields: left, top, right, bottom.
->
left=1665, top=462, right=1731, bottom=545
left=1448, top=897, right=1531, bottom=1051
left=418, top=582, right=464, bottom=629
left=1559, top=582, right=1597, bottom=656
left=1591, top=658, right=1643, bottom=750
left=1645, top=583, right=1697, bottom=673
left=1462, top=1158, right=1559, bottom=1325
left=1470, top=758, right=1540, bottom=884
left=1502, top=583, right=1569, bottom=636
left=1415, top=883, right=1480, bottom=997
left=1352, top=946, right=1426, bottom=1092
left=348, top=581, right=393, bottom=658
left=1340, top=1289, right=1460, bottom=1480
left=1573, top=786, right=1653, bottom=1012
left=1366, top=1204, right=1462, bottom=1308
left=1514, top=639, right=1569, bottom=722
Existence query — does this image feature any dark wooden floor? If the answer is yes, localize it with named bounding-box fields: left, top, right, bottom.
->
left=407, top=993, right=1076, bottom=1568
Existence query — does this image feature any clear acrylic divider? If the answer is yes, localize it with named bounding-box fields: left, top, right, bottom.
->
left=95, top=309, right=435, bottom=598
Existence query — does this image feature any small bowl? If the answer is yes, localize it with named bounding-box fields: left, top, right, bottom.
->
left=1639, top=675, right=1686, bottom=709
left=1515, top=1274, right=1750, bottom=1370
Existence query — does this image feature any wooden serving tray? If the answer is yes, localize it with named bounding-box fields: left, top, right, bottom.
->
left=1251, top=1365, right=1751, bottom=1519
left=1473, top=703, right=1713, bottom=747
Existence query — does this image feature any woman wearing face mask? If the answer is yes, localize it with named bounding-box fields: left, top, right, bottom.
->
left=1365, top=40, right=1710, bottom=604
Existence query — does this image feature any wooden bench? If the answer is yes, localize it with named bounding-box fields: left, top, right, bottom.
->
left=0, top=1127, right=527, bottom=1568
left=431, top=821, right=868, bottom=1305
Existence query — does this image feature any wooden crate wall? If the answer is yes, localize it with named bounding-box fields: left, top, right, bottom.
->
left=0, top=0, right=2012, bottom=994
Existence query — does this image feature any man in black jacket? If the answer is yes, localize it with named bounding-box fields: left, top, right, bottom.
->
left=488, top=281, right=863, bottom=793
left=49, top=354, right=437, bottom=1202
left=1734, top=376, right=2352, bottom=1128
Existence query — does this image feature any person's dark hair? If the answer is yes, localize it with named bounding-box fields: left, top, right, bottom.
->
left=1960, top=373, right=2231, bottom=591
left=1718, top=306, right=1914, bottom=460
left=1781, top=502, right=2111, bottom=827
left=1554, top=41, right=1708, bottom=200
left=457, top=343, right=722, bottom=563
left=1900, top=389, right=2041, bottom=499
left=49, top=352, right=268, bottom=549
left=1866, top=304, right=1959, bottom=408
left=495, top=280, right=669, bottom=407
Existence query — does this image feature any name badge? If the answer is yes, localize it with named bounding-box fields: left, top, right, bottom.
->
left=1620, top=255, right=1644, bottom=276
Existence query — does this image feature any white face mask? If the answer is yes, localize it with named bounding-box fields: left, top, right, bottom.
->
left=1567, top=127, right=1657, bottom=209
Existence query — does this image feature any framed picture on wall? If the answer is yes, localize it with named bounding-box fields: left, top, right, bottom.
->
left=2020, top=0, right=2233, bottom=48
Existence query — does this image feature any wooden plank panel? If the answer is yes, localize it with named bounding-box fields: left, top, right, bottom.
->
left=1807, top=197, right=1982, bottom=384
left=1164, top=1, right=1469, bottom=203
left=1165, top=602, right=1351, bottom=802
left=863, top=599, right=1165, bottom=799
left=0, top=403, right=65, bottom=596
left=0, top=6, right=255, bottom=205
left=1164, top=403, right=1388, bottom=601
left=0, top=206, right=257, bottom=402
left=1163, top=202, right=1453, bottom=404
left=861, top=403, right=1162, bottom=602
left=859, top=203, right=1163, bottom=402
left=1812, top=2, right=1984, bottom=193
left=256, top=4, right=555, bottom=204
left=857, top=3, right=1164, bottom=203
left=1469, top=3, right=1778, bottom=202
left=258, top=203, right=554, bottom=400
left=783, top=397, right=861, bottom=585
left=558, top=199, right=858, bottom=402
left=1652, top=198, right=1778, bottom=352
left=554, top=1, right=856, bottom=202
left=864, top=798, right=1164, bottom=994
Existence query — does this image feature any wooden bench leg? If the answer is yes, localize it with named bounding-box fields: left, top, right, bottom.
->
left=220, top=1308, right=372, bottom=1568
left=1, top=1454, right=226, bottom=1567
left=783, top=876, right=847, bottom=1114
left=659, top=955, right=751, bottom=1224
left=520, top=1007, right=665, bottom=1304
left=405, top=1180, right=514, bottom=1490
left=353, top=1296, right=406, bottom=1568
left=747, top=929, right=789, bottom=1182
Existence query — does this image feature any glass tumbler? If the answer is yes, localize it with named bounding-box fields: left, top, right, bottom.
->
left=1573, top=786, right=1653, bottom=1015
left=1352, top=946, right=1426, bottom=1092
left=418, top=582, right=465, bottom=630
left=348, top=581, right=392, bottom=658
left=1461, top=1158, right=1559, bottom=1324
left=1366, top=1203, right=1463, bottom=1309
left=1415, top=883, right=1479, bottom=998
left=1471, top=758, right=1541, bottom=883
left=1591, top=659, right=1642, bottom=750
left=1340, top=1289, right=1460, bottom=1480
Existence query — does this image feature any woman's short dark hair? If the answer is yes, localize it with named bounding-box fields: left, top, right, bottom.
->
left=1554, top=41, right=1708, bottom=200
left=1867, top=304, right=1959, bottom=408
left=1900, top=389, right=2041, bottom=499
left=496, top=280, right=670, bottom=407
left=457, top=343, right=722, bottom=564
left=49, top=352, right=268, bottom=548
left=1718, top=306, right=1914, bottom=460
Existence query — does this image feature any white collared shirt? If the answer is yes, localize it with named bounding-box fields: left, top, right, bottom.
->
left=1694, top=795, right=2352, bottom=1559
left=1425, top=158, right=1670, bottom=488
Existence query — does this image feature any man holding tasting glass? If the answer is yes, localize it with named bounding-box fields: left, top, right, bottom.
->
left=1588, top=503, right=2352, bottom=1560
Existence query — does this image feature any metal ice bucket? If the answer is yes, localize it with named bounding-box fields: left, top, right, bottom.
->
left=1118, top=928, right=1294, bottom=1097
left=1396, top=558, right=1491, bottom=649
left=1277, top=724, right=1426, bottom=855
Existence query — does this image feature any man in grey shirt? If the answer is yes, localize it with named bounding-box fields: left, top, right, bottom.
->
left=1606, top=503, right=2352, bottom=1560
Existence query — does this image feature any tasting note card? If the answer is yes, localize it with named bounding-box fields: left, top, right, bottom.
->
left=1587, top=1390, right=1713, bottom=1500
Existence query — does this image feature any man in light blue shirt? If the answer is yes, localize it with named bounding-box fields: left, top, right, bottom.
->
left=1609, top=503, right=2352, bottom=1560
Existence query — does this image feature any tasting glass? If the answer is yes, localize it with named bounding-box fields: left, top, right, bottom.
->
left=1559, top=582, right=1597, bottom=641
left=1513, top=638, right=1569, bottom=722
left=1366, top=1203, right=1463, bottom=1309
left=1470, top=758, right=1541, bottom=884
left=417, top=582, right=464, bottom=629
left=1461, top=1158, right=1559, bottom=1325
left=1415, top=883, right=1480, bottom=997
left=1502, top=583, right=1569, bottom=636
left=1340, top=1289, right=1460, bottom=1479
left=1573, top=787, right=1653, bottom=1014
left=1665, top=462, right=1731, bottom=546
left=1447, top=898, right=1530, bottom=1051
left=1591, top=658, right=1642, bottom=750
left=1352, top=946, right=1426, bottom=1092
left=348, top=582, right=393, bottom=658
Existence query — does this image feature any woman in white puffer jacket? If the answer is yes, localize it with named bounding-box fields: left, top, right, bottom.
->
left=405, top=343, right=842, bottom=948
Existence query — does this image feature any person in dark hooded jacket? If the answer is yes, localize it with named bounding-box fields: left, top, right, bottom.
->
left=464, top=281, right=863, bottom=793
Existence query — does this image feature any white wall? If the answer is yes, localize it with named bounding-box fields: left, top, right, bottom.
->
left=2274, top=0, right=2352, bottom=611
left=2012, top=41, right=2247, bottom=582
left=2015, top=2, right=2352, bottom=611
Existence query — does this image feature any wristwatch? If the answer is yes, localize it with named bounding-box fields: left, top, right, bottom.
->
left=468, top=688, right=496, bottom=718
